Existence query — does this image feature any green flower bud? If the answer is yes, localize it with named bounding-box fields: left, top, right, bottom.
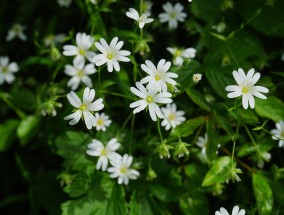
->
left=154, top=142, right=174, bottom=159
left=146, top=168, right=157, bottom=181
left=174, top=141, right=190, bottom=158
left=50, top=47, right=61, bottom=61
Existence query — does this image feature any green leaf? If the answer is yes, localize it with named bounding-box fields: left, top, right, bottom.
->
left=179, top=191, right=209, bottom=215
left=255, top=96, right=284, bottom=122
left=17, top=115, right=41, bottom=146
left=205, top=66, right=233, bottom=98
left=106, top=184, right=127, bottom=215
left=129, top=191, right=155, bottom=215
left=11, top=88, right=37, bottom=111
left=191, top=0, right=222, bottom=22
left=238, top=0, right=284, bottom=38
left=55, top=131, right=93, bottom=171
left=202, top=156, right=232, bottom=187
left=186, top=89, right=211, bottom=112
left=175, top=60, right=201, bottom=90
left=0, top=119, right=19, bottom=152
left=169, top=116, right=205, bottom=139
left=252, top=173, right=273, bottom=215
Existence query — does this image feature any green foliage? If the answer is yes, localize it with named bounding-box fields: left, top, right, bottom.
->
left=1, top=0, right=284, bottom=214
left=252, top=173, right=274, bottom=215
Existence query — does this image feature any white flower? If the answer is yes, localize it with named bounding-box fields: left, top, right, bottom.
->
left=225, top=68, right=269, bottom=109
left=196, top=133, right=207, bottom=154
left=108, top=154, right=140, bottom=185
left=193, top=73, right=202, bottom=82
left=158, top=2, right=187, bottom=29
left=64, top=58, right=96, bottom=90
left=63, top=32, right=95, bottom=63
left=161, top=103, right=186, bottom=130
left=215, top=205, right=245, bottom=215
left=271, top=121, right=284, bottom=148
left=257, top=151, right=271, bottom=168
left=87, top=138, right=120, bottom=171
left=188, top=0, right=193, bottom=2
left=167, top=47, right=196, bottom=66
left=130, top=81, right=173, bottom=121
left=57, top=0, right=72, bottom=7
left=126, top=8, right=154, bottom=29
left=140, top=59, right=178, bottom=92
left=64, top=87, right=104, bottom=129
left=93, top=112, right=112, bottom=131
left=44, top=33, right=65, bottom=47
left=0, top=57, right=19, bottom=85
left=6, top=23, right=27, bottom=41
left=92, top=37, right=131, bottom=72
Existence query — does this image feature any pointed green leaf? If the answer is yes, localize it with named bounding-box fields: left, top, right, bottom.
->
left=252, top=173, right=273, bottom=215
left=0, top=119, right=19, bottom=151
left=170, top=116, right=205, bottom=139
left=202, top=156, right=232, bottom=187
left=17, top=115, right=41, bottom=146
left=255, top=97, right=284, bottom=122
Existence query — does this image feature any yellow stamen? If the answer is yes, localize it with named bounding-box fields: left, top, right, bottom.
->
left=77, top=70, right=84, bottom=77
left=169, top=12, right=176, bottom=18
left=120, top=167, right=127, bottom=174
left=101, top=148, right=107, bottom=156
left=2, top=67, right=8, bottom=74
left=155, top=75, right=160, bottom=81
left=168, top=113, right=176, bottom=121
left=80, top=104, right=86, bottom=111
left=97, top=118, right=104, bottom=126
left=242, top=87, right=248, bottom=94
left=146, top=96, right=153, bottom=103
left=107, top=53, right=113, bottom=59
left=79, top=49, right=85, bottom=56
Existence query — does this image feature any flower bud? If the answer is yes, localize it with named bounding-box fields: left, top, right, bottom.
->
left=174, top=141, right=190, bottom=158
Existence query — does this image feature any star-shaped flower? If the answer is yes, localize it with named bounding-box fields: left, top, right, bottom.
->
left=64, top=87, right=104, bottom=129
left=167, top=47, right=196, bottom=66
left=108, top=154, right=140, bottom=185
left=130, top=81, right=172, bottom=121
left=6, top=23, right=27, bottom=41
left=225, top=68, right=269, bottom=109
left=63, top=32, right=95, bottom=63
left=64, top=58, right=96, bottom=90
left=87, top=138, right=120, bottom=171
left=93, top=112, right=112, bottom=131
left=92, top=37, right=131, bottom=72
left=126, top=8, right=154, bottom=29
left=271, top=121, right=284, bottom=148
left=161, top=103, right=186, bottom=130
left=158, top=2, right=187, bottom=29
left=0, top=56, right=19, bottom=85
left=140, top=59, right=178, bottom=92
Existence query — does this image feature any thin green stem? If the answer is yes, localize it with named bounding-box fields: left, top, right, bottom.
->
left=129, top=114, right=135, bottom=153
left=245, top=125, right=257, bottom=146
left=157, top=118, right=164, bottom=143
left=0, top=94, right=25, bottom=119
left=115, top=112, right=133, bottom=138
left=231, top=123, right=239, bottom=161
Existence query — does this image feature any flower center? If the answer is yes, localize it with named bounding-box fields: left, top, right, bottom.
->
left=97, top=118, right=104, bottom=126
left=80, top=104, right=86, bottom=111
left=168, top=113, right=176, bottom=121
left=146, top=96, right=153, bottom=103
left=120, top=166, right=127, bottom=174
left=155, top=75, right=161, bottom=81
left=174, top=49, right=182, bottom=57
left=101, top=148, right=107, bottom=156
left=2, top=67, right=8, bottom=74
left=107, top=53, right=113, bottom=59
left=77, top=70, right=84, bottom=77
left=79, top=49, right=85, bottom=56
left=242, top=87, right=249, bottom=94
left=169, top=12, right=176, bottom=19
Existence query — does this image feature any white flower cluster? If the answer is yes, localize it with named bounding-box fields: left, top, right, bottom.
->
left=64, top=87, right=111, bottom=131
left=129, top=59, right=186, bottom=130
left=87, top=138, right=139, bottom=185
left=0, top=56, right=19, bottom=85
